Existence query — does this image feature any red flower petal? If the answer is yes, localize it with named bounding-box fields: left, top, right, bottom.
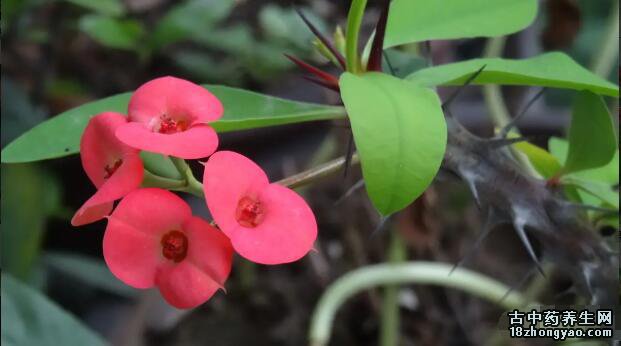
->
left=228, top=184, right=317, bottom=264
left=72, top=153, right=143, bottom=226
left=203, top=151, right=269, bottom=233
left=203, top=151, right=317, bottom=265
left=116, top=123, right=218, bottom=159
left=70, top=202, right=114, bottom=227
left=109, top=188, right=192, bottom=235
left=103, top=189, right=192, bottom=288
left=155, top=261, right=222, bottom=309
left=128, top=76, right=223, bottom=126
left=80, top=112, right=135, bottom=187
left=103, top=216, right=162, bottom=288
left=155, top=216, right=233, bottom=309
left=183, top=216, right=233, bottom=287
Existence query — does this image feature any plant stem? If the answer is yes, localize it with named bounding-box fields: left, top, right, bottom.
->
left=276, top=153, right=359, bottom=189
left=379, top=231, right=407, bottom=346
left=589, top=0, right=619, bottom=78
left=482, top=37, right=511, bottom=128
left=141, top=170, right=187, bottom=190
left=308, top=262, right=529, bottom=346
left=482, top=37, right=539, bottom=177
left=346, top=0, right=368, bottom=72
left=169, top=157, right=204, bottom=197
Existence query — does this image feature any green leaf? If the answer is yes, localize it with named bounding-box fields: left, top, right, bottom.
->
left=339, top=72, right=447, bottom=215
left=549, top=137, right=619, bottom=185
left=513, top=141, right=562, bottom=179
left=562, top=177, right=619, bottom=209
left=1, top=273, right=106, bottom=346
left=1, top=164, right=60, bottom=280
left=79, top=15, right=144, bottom=50
left=407, top=52, right=619, bottom=97
left=63, top=0, right=124, bottom=17
left=149, top=0, right=235, bottom=49
left=562, top=91, right=617, bottom=175
left=385, top=0, right=537, bottom=47
left=1, top=85, right=345, bottom=163
left=44, top=252, right=137, bottom=298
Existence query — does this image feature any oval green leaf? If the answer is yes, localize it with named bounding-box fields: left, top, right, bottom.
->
left=1, top=85, right=345, bottom=163
left=562, top=91, right=617, bottom=175
left=2, top=273, right=106, bottom=346
left=339, top=72, right=447, bottom=215
left=385, top=0, right=537, bottom=48
left=407, top=53, right=619, bottom=97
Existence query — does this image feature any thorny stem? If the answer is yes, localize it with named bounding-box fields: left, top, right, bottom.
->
left=276, top=153, right=360, bottom=189
left=308, top=262, right=529, bottom=346
left=345, top=0, right=368, bottom=73
left=170, top=157, right=204, bottom=197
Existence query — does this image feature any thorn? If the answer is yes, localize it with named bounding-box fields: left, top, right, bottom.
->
left=284, top=54, right=339, bottom=86
left=463, top=175, right=481, bottom=208
left=442, top=64, right=487, bottom=110
left=343, top=132, right=355, bottom=178
left=450, top=208, right=499, bottom=275
left=513, top=219, right=546, bottom=277
left=366, top=0, right=390, bottom=72
left=485, top=136, right=529, bottom=149
left=500, top=88, right=545, bottom=138
left=302, top=76, right=340, bottom=92
left=295, top=8, right=347, bottom=69
left=371, top=215, right=392, bottom=238
left=335, top=179, right=365, bottom=205
left=497, top=265, right=538, bottom=305
left=383, top=52, right=397, bottom=76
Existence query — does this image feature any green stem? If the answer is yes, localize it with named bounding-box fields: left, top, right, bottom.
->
left=308, top=262, right=529, bottom=346
left=276, top=153, right=360, bottom=189
left=379, top=231, right=407, bottom=346
left=169, top=157, right=204, bottom=198
left=482, top=37, right=511, bottom=128
left=589, top=0, right=619, bottom=78
left=142, top=170, right=187, bottom=190
left=482, top=37, right=539, bottom=177
left=346, top=0, right=368, bottom=72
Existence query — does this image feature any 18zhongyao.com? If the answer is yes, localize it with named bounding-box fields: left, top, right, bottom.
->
left=507, top=309, right=614, bottom=341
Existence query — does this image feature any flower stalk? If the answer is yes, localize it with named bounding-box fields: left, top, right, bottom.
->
left=309, top=261, right=529, bottom=346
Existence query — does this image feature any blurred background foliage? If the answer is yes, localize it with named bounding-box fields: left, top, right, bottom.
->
left=1, top=0, right=618, bottom=345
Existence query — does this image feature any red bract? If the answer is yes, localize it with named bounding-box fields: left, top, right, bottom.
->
left=103, top=188, right=233, bottom=309
left=115, top=76, right=223, bottom=159
left=203, top=151, right=317, bottom=265
left=71, top=112, right=143, bottom=226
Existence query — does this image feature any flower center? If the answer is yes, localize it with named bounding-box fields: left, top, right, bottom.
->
left=158, top=115, right=188, bottom=134
left=103, top=159, right=123, bottom=179
left=235, top=196, right=265, bottom=228
left=161, top=230, right=188, bottom=262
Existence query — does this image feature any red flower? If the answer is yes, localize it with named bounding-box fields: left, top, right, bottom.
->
left=71, top=112, right=143, bottom=226
left=116, top=76, right=223, bottom=159
left=203, top=151, right=317, bottom=265
left=103, top=188, right=233, bottom=309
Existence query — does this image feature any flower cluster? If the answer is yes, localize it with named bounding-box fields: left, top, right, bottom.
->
left=73, top=77, right=318, bottom=309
